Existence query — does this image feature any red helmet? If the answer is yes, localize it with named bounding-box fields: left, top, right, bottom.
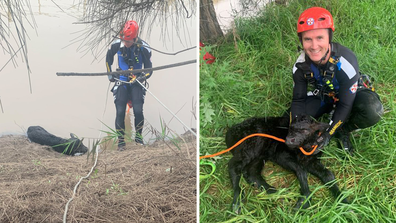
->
left=121, top=20, right=139, bottom=41
left=297, top=7, right=334, bottom=34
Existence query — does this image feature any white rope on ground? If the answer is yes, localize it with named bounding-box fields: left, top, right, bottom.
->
left=63, top=151, right=99, bottom=222
left=63, top=82, right=111, bottom=223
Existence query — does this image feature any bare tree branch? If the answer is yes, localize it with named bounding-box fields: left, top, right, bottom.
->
left=0, top=0, right=36, bottom=92
left=73, top=0, right=197, bottom=60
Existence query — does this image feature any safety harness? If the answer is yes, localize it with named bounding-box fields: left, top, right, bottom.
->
left=298, top=43, right=375, bottom=104
left=296, top=43, right=341, bottom=103
left=121, top=38, right=143, bottom=70
left=317, top=55, right=340, bottom=102
left=117, top=38, right=149, bottom=87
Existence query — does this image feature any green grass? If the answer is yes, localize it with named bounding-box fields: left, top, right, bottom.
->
left=199, top=0, right=396, bottom=222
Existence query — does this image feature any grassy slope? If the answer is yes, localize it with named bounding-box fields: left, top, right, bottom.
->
left=200, top=0, right=396, bottom=222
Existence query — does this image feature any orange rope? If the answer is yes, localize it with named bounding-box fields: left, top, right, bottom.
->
left=199, top=133, right=318, bottom=159
left=299, top=144, right=318, bottom=155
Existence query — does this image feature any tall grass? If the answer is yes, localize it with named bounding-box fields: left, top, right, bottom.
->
left=199, top=0, right=396, bottom=222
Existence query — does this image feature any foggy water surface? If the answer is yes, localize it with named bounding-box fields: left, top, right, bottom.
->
left=0, top=0, right=197, bottom=143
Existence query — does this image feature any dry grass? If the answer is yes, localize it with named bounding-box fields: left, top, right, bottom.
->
left=0, top=133, right=196, bottom=222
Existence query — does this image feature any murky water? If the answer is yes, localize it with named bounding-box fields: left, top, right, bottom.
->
left=0, top=0, right=197, bottom=142
left=214, top=0, right=269, bottom=31
left=213, top=0, right=240, bottom=31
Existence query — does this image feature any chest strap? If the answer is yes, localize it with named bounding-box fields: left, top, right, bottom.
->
left=302, top=55, right=340, bottom=102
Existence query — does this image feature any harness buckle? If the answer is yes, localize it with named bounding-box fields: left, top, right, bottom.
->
left=312, top=89, right=320, bottom=96
left=328, top=56, right=339, bottom=64
left=304, top=72, right=314, bottom=79
left=323, top=70, right=335, bottom=79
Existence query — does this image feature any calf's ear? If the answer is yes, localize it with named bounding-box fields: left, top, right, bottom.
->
left=70, top=133, right=78, bottom=139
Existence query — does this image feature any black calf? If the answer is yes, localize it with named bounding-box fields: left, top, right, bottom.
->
left=27, top=126, right=88, bottom=156
left=226, top=115, right=348, bottom=213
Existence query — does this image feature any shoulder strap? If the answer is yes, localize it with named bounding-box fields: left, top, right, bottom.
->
left=134, top=37, right=144, bottom=49
left=330, top=42, right=339, bottom=57
left=323, top=43, right=341, bottom=79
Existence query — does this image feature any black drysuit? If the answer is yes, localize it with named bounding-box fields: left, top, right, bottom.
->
left=106, top=38, right=153, bottom=144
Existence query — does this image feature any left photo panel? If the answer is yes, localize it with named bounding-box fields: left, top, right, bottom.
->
left=0, top=1, right=198, bottom=222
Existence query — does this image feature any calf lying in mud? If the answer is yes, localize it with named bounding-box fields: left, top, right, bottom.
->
left=226, top=115, right=348, bottom=213
left=27, top=126, right=88, bottom=156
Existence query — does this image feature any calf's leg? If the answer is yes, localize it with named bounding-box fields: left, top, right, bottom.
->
left=305, top=159, right=349, bottom=204
left=228, top=156, right=245, bottom=214
left=274, top=153, right=311, bottom=209
left=242, top=158, right=277, bottom=194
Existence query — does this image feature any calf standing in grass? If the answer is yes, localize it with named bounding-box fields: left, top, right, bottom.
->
left=27, top=126, right=88, bottom=156
left=226, top=115, right=348, bottom=213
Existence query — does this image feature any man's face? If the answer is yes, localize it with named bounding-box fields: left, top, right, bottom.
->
left=301, top=28, right=330, bottom=64
left=123, top=38, right=135, bottom=48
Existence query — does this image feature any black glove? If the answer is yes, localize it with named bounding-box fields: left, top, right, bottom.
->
left=134, top=73, right=149, bottom=83
left=136, top=75, right=147, bottom=83
left=315, top=131, right=331, bottom=152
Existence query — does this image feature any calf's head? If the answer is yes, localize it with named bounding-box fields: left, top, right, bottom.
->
left=67, top=133, right=89, bottom=155
left=285, top=115, right=328, bottom=152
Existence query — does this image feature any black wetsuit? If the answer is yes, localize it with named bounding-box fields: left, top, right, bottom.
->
left=291, top=42, right=382, bottom=135
left=106, top=38, right=152, bottom=144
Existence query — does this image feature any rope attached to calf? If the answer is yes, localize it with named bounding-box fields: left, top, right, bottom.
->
left=199, top=133, right=318, bottom=160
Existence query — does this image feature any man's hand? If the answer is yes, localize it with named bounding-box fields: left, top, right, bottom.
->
left=131, top=73, right=149, bottom=83
left=136, top=75, right=147, bottom=83
left=129, top=74, right=137, bottom=82
left=316, top=131, right=331, bottom=151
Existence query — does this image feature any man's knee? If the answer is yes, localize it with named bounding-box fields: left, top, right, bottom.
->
left=132, top=103, right=144, bottom=118
left=115, top=102, right=127, bottom=116
left=348, top=89, right=383, bottom=130
left=116, top=108, right=125, bottom=117
left=364, top=99, right=383, bottom=127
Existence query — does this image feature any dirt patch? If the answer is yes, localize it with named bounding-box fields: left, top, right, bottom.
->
left=0, top=134, right=196, bottom=222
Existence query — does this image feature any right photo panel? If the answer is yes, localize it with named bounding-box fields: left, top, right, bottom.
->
left=199, top=0, right=394, bottom=222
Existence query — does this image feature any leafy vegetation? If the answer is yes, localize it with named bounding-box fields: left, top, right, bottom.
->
left=199, top=0, right=396, bottom=222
